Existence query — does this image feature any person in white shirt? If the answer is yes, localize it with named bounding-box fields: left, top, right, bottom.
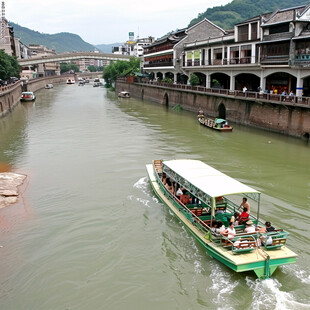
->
left=244, top=220, right=256, bottom=233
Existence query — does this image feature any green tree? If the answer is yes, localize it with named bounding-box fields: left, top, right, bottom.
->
left=189, top=73, right=200, bottom=86
left=87, top=65, right=97, bottom=72
left=60, top=62, right=79, bottom=73
left=103, top=57, right=140, bottom=87
left=0, top=50, right=21, bottom=80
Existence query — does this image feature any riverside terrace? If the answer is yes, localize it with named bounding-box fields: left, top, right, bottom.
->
left=124, top=79, right=310, bottom=107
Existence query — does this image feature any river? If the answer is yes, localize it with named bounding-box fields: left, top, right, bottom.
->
left=0, top=82, right=309, bottom=309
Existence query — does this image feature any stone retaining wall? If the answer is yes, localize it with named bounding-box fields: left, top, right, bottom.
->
left=116, top=80, right=310, bottom=139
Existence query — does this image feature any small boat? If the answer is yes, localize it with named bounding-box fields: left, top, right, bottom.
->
left=118, top=91, right=130, bottom=98
left=45, top=84, right=53, bottom=89
left=146, top=159, right=297, bottom=279
left=20, top=91, right=36, bottom=102
left=66, top=79, right=75, bottom=84
left=198, top=116, right=233, bottom=132
left=78, top=81, right=85, bottom=86
left=93, top=82, right=104, bottom=87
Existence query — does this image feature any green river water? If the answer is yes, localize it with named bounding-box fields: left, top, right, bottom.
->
left=0, top=82, right=309, bottom=309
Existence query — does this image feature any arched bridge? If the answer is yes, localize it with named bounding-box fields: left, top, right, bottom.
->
left=18, top=52, right=131, bottom=66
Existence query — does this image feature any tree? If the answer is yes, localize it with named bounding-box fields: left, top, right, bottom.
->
left=87, top=65, right=97, bottom=72
left=60, top=62, right=79, bottom=73
left=189, top=73, right=200, bottom=86
left=0, top=50, right=21, bottom=80
left=103, top=57, right=140, bottom=87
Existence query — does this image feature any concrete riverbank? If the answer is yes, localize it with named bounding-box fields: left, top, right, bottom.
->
left=116, top=80, right=310, bottom=139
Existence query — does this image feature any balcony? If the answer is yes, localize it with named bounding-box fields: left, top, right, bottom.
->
left=144, top=61, right=173, bottom=68
left=262, top=32, right=294, bottom=42
left=260, top=55, right=289, bottom=65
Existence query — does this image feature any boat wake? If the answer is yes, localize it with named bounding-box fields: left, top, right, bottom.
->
left=209, top=262, right=238, bottom=308
left=281, top=264, right=310, bottom=284
left=247, top=277, right=310, bottom=309
left=131, top=177, right=159, bottom=207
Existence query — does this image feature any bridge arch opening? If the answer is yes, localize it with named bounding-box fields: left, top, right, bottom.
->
left=210, top=73, right=230, bottom=89
left=235, top=73, right=260, bottom=91
left=303, top=132, right=310, bottom=140
left=218, top=103, right=226, bottom=119
left=0, top=102, right=3, bottom=113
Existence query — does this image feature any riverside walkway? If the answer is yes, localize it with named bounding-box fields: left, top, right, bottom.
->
left=134, top=80, right=310, bottom=108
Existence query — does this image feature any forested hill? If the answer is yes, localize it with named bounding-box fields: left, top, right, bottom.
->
left=10, top=22, right=96, bottom=53
left=189, top=0, right=308, bottom=30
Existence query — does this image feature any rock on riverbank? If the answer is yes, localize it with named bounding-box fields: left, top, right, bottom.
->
left=0, top=173, right=27, bottom=208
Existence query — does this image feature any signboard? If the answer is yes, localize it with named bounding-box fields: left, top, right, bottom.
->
left=129, top=32, right=134, bottom=40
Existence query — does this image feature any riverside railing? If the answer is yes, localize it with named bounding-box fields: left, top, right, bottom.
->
left=120, top=78, right=310, bottom=107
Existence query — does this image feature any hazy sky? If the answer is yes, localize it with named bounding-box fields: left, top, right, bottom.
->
left=6, top=0, right=231, bottom=45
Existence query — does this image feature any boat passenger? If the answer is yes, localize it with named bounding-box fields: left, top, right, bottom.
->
left=161, top=173, right=167, bottom=185
left=239, top=197, right=250, bottom=213
left=215, top=221, right=226, bottom=234
left=165, top=179, right=174, bottom=195
left=244, top=220, right=256, bottom=233
left=238, top=207, right=249, bottom=225
left=265, top=221, right=275, bottom=232
left=176, top=186, right=183, bottom=197
left=222, top=222, right=236, bottom=238
left=230, top=212, right=240, bottom=225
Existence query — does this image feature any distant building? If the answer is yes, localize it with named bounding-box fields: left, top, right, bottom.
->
left=0, top=1, right=16, bottom=56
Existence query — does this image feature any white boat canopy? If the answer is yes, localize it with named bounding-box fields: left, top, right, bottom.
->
left=163, top=159, right=260, bottom=199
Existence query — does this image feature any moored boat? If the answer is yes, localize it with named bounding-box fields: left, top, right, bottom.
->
left=118, top=91, right=130, bottom=98
left=198, top=116, right=233, bottom=132
left=66, top=79, right=75, bottom=84
left=45, top=83, right=53, bottom=89
left=20, top=91, right=36, bottom=102
left=146, top=159, right=297, bottom=279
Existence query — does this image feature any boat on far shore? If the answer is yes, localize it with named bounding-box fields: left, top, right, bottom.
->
left=20, top=91, right=36, bottom=102
left=198, top=115, right=233, bottom=132
left=45, top=84, right=53, bottom=89
left=118, top=91, right=130, bottom=98
left=66, top=79, right=75, bottom=84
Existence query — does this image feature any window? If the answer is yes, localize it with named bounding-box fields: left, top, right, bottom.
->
left=251, top=23, right=257, bottom=40
left=238, top=25, right=249, bottom=42
left=269, top=23, right=289, bottom=34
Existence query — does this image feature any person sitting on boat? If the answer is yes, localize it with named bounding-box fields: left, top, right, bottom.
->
left=222, top=222, right=236, bottom=238
left=176, top=186, right=183, bottom=198
left=238, top=207, right=249, bottom=225
left=230, top=212, right=240, bottom=225
left=161, top=173, right=167, bottom=185
left=165, top=179, right=174, bottom=195
left=215, top=221, right=226, bottom=234
left=244, top=220, right=256, bottom=234
left=239, top=197, right=250, bottom=213
left=265, top=221, right=275, bottom=232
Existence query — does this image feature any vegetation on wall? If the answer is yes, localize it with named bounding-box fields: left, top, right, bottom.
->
left=0, top=51, right=21, bottom=80
left=103, top=57, right=140, bottom=87
left=189, top=0, right=308, bottom=30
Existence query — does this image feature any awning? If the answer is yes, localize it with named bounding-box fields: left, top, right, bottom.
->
left=163, top=159, right=259, bottom=199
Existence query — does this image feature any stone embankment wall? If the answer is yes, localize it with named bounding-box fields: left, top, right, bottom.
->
left=0, top=75, right=74, bottom=118
left=116, top=81, right=310, bottom=139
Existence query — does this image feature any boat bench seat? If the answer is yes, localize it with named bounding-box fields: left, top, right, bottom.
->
left=264, top=238, right=287, bottom=250
left=232, top=239, right=257, bottom=253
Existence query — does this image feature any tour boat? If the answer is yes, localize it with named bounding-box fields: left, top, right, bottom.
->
left=66, top=79, right=75, bottom=84
left=146, top=159, right=297, bottom=279
left=118, top=91, right=130, bottom=98
left=198, top=116, right=233, bottom=132
left=20, top=91, right=36, bottom=102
